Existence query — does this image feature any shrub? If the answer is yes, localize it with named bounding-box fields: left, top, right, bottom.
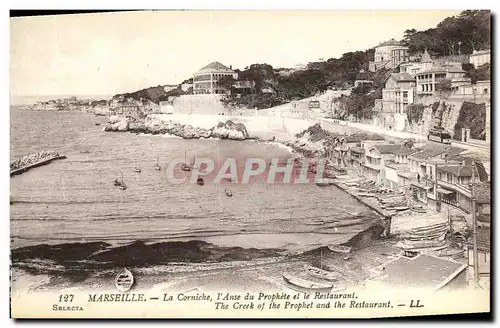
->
left=406, top=103, right=425, bottom=124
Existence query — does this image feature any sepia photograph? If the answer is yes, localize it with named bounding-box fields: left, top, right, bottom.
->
left=9, top=9, right=491, bottom=319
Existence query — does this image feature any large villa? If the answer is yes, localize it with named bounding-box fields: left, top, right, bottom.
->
left=192, top=62, right=238, bottom=95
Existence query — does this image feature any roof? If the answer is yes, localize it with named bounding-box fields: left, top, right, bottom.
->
left=444, top=155, right=489, bottom=181
left=350, top=146, right=365, bottom=154
left=381, top=254, right=467, bottom=291
left=196, top=62, right=234, bottom=74
left=417, top=66, right=466, bottom=75
left=471, top=49, right=491, bottom=56
left=437, top=164, right=474, bottom=177
left=388, top=72, right=415, bottom=82
left=421, top=49, right=433, bottom=63
left=377, top=39, right=404, bottom=47
left=410, top=144, right=463, bottom=161
left=372, top=144, right=417, bottom=155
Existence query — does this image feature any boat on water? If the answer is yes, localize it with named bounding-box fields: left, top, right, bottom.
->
left=224, top=188, right=233, bottom=197
left=114, top=173, right=127, bottom=190
left=181, top=150, right=193, bottom=171
left=305, top=265, right=338, bottom=281
left=114, top=268, right=134, bottom=293
left=282, top=273, right=333, bottom=293
left=155, top=156, right=161, bottom=170
left=197, top=177, right=205, bottom=186
left=328, top=245, right=351, bottom=253
left=134, top=167, right=141, bottom=173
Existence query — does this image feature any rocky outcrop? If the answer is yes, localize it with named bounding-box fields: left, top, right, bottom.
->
left=10, top=150, right=63, bottom=171
left=211, top=120, right=250, bottom=140
left=104, top=115, right=252, bottom=141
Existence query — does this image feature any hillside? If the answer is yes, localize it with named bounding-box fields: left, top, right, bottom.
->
left=113, top=10, right=490, bottom=117
left=113, top=85, right=188, bottom=104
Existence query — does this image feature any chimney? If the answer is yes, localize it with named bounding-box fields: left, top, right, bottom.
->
left=230, top=65, right=233, bottom=70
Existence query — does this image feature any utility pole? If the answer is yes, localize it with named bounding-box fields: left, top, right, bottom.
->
left=471, top=166, right=479, bottom=288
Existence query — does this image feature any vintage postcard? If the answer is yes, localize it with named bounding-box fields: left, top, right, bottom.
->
left=9, top=10, right=491, bottom=319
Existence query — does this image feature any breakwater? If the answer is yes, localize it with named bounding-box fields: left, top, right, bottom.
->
left=10, top=151, right=66, bottom=176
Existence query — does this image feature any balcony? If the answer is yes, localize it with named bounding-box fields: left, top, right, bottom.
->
left=437, top=179, right=472, bottom=198
left=361, top=162, right=381, bottom=171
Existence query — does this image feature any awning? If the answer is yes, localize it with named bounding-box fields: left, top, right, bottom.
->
left=437, top=188, right=454, bottom=195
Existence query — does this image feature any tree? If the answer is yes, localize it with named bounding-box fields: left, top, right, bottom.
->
left=436, top=79, right=452, bottom=93
left=465, top=63, right=491, bottom=83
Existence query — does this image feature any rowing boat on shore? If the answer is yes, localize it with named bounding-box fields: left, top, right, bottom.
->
left=357, top=192, right=376, bottom=197
left=305, top=265, right=338, bottom=281
left=398, top=239, right=446, bottom=250
left=328, top=245, right=351, bottom=253
left=282, top=273, right=333, bottom=293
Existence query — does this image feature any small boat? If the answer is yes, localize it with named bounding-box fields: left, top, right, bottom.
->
left=224, top=188, right=233, bottom=197
left=328, top=245, right=351, bottom=253
left=155, top=156, right=161, bottom=170
left=197, top=177, right=205, bottom=186
left=282, top=273, right=333, bottom=293
left=393, top=206, right=409, bottom=211
left=315, top=181, right=335, bottom=187
left=181, top=150, right=192, bottom=171
left=134, top=167, right=141, bottom=173
left=95, top=123, right=101, bottom=126
left=114, top=268, right=134, bottom=293
left=411, top=207, right=427, bottom=213
left=305, top=265, right=338, bottom=281
left=115, top=173, right=127, bottom=190
left=357, top=192, right=376, bottom=197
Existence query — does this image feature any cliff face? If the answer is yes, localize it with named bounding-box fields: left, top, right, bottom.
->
left=404, top=97, right=486, bottom=139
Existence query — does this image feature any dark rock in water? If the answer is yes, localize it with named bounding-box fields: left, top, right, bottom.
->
left=11, top=242, right=111, bottom=263
left=341, top=225, right=385, bottom=250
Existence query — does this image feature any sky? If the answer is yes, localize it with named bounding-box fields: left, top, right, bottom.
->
left=10, top=10, right=463, bottom=98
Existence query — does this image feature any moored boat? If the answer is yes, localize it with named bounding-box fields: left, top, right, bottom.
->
left=305, top=265, right=338, bottom=281
left=328, top=245, right=351, bottom=253
left=197, top=177, right=205, bottom=186
left=282, top=273, right=333, bottom=293
left=224, top=188, right=233, bottom=197
left=114, top=268, right=134, bottom=292
left=155, top=156, right=161, bottom=170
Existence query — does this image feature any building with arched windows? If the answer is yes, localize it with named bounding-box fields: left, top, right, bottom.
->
left=192, top=62, right=238, bottom=95
left=369, top=39, right=409, bottom=72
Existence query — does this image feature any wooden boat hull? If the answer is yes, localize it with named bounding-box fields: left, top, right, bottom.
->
left=282, top=274, right=333, bottom=293
left=305, top=266, right=338, bottom=281
left=115, top=268, right=134, bottom=292
left=400, top=239, right=445, bottom=249
left=328, top=245, right=351, bottom=253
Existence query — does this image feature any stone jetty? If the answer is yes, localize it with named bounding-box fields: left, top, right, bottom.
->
left=10, top=151, right=66, bottom=176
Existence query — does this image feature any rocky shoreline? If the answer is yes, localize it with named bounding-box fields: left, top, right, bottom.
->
left=10, top=150, right=66, bottom=176
left=104, top=115, right=252, bottom=141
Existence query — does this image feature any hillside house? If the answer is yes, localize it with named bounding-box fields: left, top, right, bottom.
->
left=377, top=72, right=416, bottom=131
left=407, top=144, right=464, bottom=207
left=469, top=49, right=491, bottom=68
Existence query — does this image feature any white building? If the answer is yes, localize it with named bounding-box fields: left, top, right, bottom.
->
left=164, top=85, right=178, bottom=93
left=469, top=49, right=491, bottom=68
left=192, top=62, right=238, bottom=95
left=369, top=39, right=409, bottom=72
